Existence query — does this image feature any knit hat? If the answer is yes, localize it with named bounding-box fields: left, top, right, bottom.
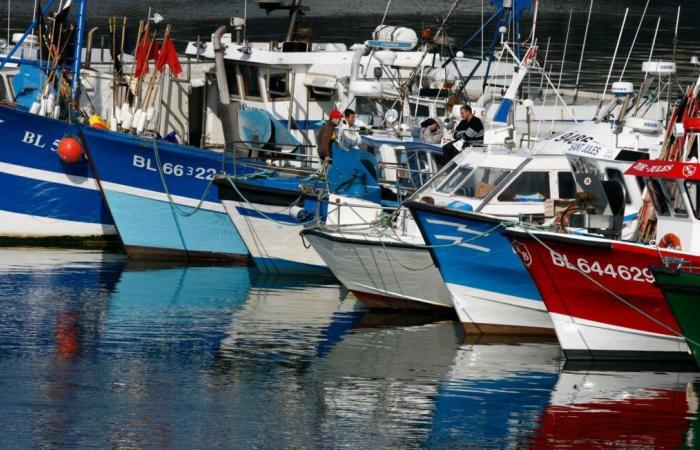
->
left=329, top=109, right=344, bottom=119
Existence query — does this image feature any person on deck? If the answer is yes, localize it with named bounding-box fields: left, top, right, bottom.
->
left=338, top=108, right=362, bottom=148
left=420, top=118, right=443, bottom=145
left=317, top=109, right=344, bottom=163
left=454, top=105, right=484, bottom=143
left=439, top=105, right=484, bottom=166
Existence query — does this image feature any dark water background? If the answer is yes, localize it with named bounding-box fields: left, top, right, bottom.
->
left=7, top=0, right=700, bottom=92
left=0, top=248, right=698, bottom=449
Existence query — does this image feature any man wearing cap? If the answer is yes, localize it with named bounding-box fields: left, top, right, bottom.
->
left=317, top=109, right=343, bottom=162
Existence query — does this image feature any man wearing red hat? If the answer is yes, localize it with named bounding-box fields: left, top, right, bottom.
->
left=317, top=109, right=344, bottom=163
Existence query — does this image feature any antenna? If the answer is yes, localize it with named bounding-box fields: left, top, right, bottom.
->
left=549, top=9, right=572, bottom=133
left=619, top=0, right=649, bottom=81
left=573, top=0, right=593, bottom=104
left=595, top=7, right=628, bottom=120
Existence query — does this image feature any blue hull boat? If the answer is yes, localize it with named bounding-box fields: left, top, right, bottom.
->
left=80, top=126, right=255, bottom=261
left=406, top=200, right=554, bottom=335
left=0, top=105, right=116, bottom=238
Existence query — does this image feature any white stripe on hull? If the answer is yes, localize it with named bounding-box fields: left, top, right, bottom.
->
left=0, top=161, right=99, bottom=190
left=0, top=209, right=116, bottom=237
left=100, top=180, right=224, bottom=212
left=447, top=283, right=553, bottom=331
left=306, top=232, right=453, bottom=308
left=222, top=200, right=326, bottom=271
left=549, top=312, right=690, bottom=355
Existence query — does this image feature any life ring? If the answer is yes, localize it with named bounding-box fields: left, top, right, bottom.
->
left=658, top=233, right=682, bottom=250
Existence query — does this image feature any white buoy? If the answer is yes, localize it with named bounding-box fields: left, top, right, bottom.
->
left=119, top=102, right=130, bottom=123
left=52, top=105, right=60, bottom=119
left=38, top=98, right=48, bottom=116
left=109, top=115, right=118, bottom=131
left=46, top=93, right=56, bottom=113
left=29, top=101, right=41, bottom=115
left=122, top=110, right=134, bottom=130
left=135, top=109, right=147, bottom=133
left=146, top=106, right=155, bottom=122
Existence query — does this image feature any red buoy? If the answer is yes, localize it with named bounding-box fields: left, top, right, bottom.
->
left=57, top=136, right=84, bottom=164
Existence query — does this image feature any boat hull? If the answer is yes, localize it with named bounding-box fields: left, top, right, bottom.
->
left=0, top=105, right=116, bottom=238
left=222, top=199, right=329, bottom=274
left=80, top=126, right=250, bottom=261
left=303, top=228, right=453, bottom=310
left=504, top=229, right=692, bottom=360
left=407, top=201, right=553, bottom=334
left=653, top=267, right=700, bottom=368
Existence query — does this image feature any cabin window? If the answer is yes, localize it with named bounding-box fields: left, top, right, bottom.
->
left=240, top=65, right=262, bottom=99
left=605, top=168, right=631, bottom=204
left=438, top=166, right=473, bottom=194
left=223, top=61, right=240, bottom=98
left=418, top=160, right=458, bottom=196
left=447, top=166, right=512, bottom=199
left=557, top=172, right=577, bottom=199
left=308, top=86, right=334, bottom=100
left=267, top=69, right=289, bottom=99
left=661, top=180, right=688, bottom=218
left=409, top=102, right=430, bottom=117
left=497, top=171, right=550, bottom=202
left=686, top=181, right=700, bottom=220
left=646, top=179, right=670, bottom=217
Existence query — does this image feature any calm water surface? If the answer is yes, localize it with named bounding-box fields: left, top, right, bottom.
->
left=0, top=248, right=698, bottom=449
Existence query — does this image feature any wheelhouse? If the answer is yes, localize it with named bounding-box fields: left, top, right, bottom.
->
left=625, top=160, right=700, bottom=253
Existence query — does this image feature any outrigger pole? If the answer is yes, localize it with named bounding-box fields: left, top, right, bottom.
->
left=0, top=0, right=57, bottom=71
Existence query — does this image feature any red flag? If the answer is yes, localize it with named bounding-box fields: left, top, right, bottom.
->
left=134, top=35, right=160, bottom=78
left=155, top=35, right=182, bottom=78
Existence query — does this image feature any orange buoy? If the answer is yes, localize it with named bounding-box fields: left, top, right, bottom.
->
left=659, top=233, right=682, bottom=250
left=57, top=136, right=84, bottom=164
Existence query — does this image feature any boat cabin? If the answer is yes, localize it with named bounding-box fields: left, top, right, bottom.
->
left=414, top=146, right=575, bottom=221
left=625, top=160, right=700, bottom=254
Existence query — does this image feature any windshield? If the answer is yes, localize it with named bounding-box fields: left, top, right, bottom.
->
left=438, top=166, right=512, bottom=199
left=410, top=160, right=459, bottom=200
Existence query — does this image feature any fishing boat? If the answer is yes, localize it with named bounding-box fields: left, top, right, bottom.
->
left=213, top=139, right=390, bottom=274
left=0, top=2, right=220, bottom=243
left=652, top=267, right=700, bottom=367
left=504, top=159, right=700, bottom=360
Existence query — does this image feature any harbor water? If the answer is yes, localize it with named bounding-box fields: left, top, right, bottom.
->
left=0, top=248, right=698, bottom=448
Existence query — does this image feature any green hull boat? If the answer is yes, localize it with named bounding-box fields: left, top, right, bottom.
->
left=653, top=266, right=700, bottom=369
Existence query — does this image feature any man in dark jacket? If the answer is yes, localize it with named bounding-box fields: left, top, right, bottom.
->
left=317, top=109, right=344, bottom=162
left=439, top=105, right=484, bottom=166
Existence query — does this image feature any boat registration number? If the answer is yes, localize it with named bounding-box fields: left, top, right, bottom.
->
left=550, top=252, right=654, bottom=284
left=133, top=155, right=217, bottom=180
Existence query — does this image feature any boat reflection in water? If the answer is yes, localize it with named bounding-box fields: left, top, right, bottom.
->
left=428, top=337, right=563, bottom=448
left=1, top=250, right=700, bottom=448
left=535, top=364, right=698, bottom=448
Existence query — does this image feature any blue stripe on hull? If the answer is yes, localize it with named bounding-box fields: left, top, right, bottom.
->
left=103, top=190, right=248, bottom=256
left=414, top=208, right=542, bottom=302
left=0, top=171, right=111, bottom=225
left=0, top=105, right=114, bottom=231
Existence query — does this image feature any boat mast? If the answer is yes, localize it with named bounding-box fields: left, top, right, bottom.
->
left=71, top=0, right=86, bottom=106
